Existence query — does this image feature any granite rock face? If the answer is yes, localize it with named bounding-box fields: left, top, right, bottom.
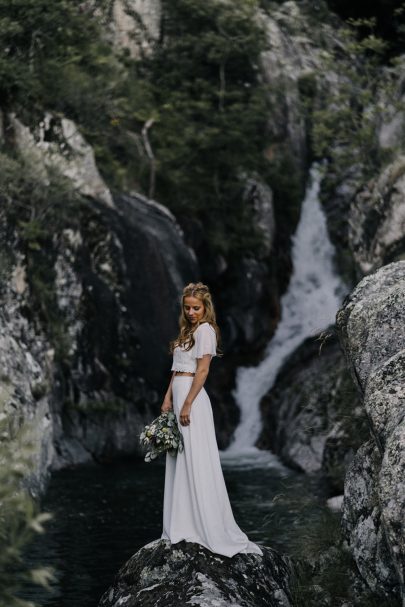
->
left=0, top=274, right=55, bottom=497
left=336, top=260, right=405, bottom=600
left=319, top=58, right=405, bottom=283
left=8, top=112, right=114, bottom=208
left=257, top=331, right=364, bottom=492
left=0, top=186, right=198, bottom=495
left=98, top=539, right=294, bottom=607
left=258, top=1, right=344, bottom=180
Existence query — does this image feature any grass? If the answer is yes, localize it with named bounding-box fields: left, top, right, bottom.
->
left=289, top=506, right=401, bottom=606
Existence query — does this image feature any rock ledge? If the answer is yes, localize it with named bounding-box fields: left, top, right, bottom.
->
left=98, top=538, right=294, bottom=607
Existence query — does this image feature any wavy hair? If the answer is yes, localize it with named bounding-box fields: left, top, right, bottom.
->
left=169, top=282, right=223, bottom=356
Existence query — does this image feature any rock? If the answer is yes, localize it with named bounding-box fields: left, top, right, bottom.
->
left=336, top=261, right=405, bottom=389
left=341, top=442, right=397, bottom=595
left=8, top=112, right=114, bottom=208
left=326, top=495, right=344, bottom=512
left=257, top=331, right=364, bottom=491
left=110, top=0, right=161, bottom=59
left=0, top=274, right=55, bottom=498
left=50, top=191, right=199, bottom=465
left=258, top=1, right=344, bottom=178
left=218, top=257, right=279, bottom=354
left=243, top=176, right=276, bottom=258
left=319, top=162, right=364, bottom=284
left=0, top=185, right=199, bottom=493
left=349, top=155, right=405, bottom=276
left=337, top=260, right=405, bottom=600
left=318, top=58, right=405, bottom=282
left=98, top=539, right=294, bottom=607
left=377, top=56, right=405, bottom=153
left=81, top=0, right=161, bottom=59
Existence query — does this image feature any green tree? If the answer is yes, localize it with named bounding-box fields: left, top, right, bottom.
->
left=311, top=17, right=398, bottom=177
left=124, top=0, right=272, bottom=257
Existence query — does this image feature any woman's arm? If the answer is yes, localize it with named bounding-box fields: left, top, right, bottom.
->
left=179, top=355, right=211, bottom=426
left=160, top=371, right=176, bottom=412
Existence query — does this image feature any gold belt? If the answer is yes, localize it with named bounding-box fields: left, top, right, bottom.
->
left=174, top=371, right=195, bottom=376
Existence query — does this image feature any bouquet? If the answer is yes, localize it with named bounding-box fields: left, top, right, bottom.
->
left=139, top=411, right=184, bottom=462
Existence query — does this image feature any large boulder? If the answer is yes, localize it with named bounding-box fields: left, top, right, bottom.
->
left=98, top=539, right=294, bottom=607
left=336, top=260, right=405, bottom=600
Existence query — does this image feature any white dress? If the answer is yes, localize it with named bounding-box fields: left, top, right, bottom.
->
left=160, top=322, right=263, bottom=558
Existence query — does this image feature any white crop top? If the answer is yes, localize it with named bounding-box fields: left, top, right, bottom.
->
left=171, top=322, right=217, bottom=373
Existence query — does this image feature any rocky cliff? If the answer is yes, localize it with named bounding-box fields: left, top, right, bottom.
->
left=336, top=260, right=405, bottom=601
left=0, top=169, right=198, bottom=496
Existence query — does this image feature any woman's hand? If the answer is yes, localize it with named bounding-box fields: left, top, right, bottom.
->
left=180, top=401, right=192, bottom=426
left=160, top=397, right=173, bottom=413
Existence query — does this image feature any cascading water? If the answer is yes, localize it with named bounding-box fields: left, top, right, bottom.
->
left=220, top=162, right=348, bottom=468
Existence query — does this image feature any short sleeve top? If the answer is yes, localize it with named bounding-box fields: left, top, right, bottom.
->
left=171, top=322, right=217, bottom=372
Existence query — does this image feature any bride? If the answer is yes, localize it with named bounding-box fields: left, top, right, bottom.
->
left=160, top=282, right=263, bottom=558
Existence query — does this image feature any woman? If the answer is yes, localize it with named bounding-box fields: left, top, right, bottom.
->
left=160, top=282, right=263, bottom=558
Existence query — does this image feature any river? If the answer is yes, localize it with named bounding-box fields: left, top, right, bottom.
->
left=20, top=456, right=328, bottom=607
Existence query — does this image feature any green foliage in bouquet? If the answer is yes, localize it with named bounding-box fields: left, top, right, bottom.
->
left=139, top=411, right=184, bottom=462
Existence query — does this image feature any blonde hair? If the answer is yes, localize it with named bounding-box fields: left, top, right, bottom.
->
left=169, top=282, right=223, bottom=355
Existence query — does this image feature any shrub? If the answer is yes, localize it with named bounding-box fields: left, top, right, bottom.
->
left=0, top=401, right=55, bottom=606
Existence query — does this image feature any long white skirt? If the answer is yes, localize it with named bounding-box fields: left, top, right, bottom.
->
left=160, top=376, right=263, bottom=558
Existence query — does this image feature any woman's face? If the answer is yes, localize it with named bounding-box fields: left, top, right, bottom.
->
left=183, top=296, right=205, bottom=325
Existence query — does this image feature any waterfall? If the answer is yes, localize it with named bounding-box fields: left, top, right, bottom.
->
left=220, top=162, right=348, bottom=468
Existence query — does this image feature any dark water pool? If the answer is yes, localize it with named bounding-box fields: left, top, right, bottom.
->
left=19, top=455, right=327, bottom=607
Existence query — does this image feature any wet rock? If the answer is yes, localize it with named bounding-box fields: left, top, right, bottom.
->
left=337, top=260, right=405, bottom=600
left=98, top=539, right=294, bottom=607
